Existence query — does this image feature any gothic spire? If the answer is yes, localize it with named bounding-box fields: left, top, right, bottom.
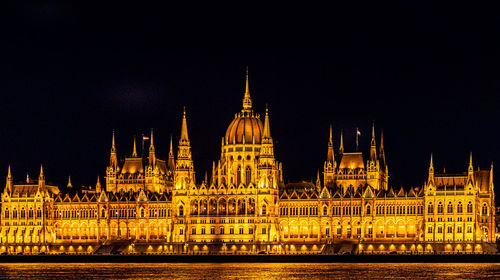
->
left=339, top=129, right=344, bottom=154
left=263, top=105, right=271, bottom=139
left=429, top=153, right=434, bottom=174
left=39, top=164, right=44, bottom=180
left=132, top=136, right=137, bottom=157
left=7, top=165, right=12, bottom=180
left=370, top=123, right=377, bottom=161
left=242, top=66, right=252, bottom=112
left=110, top=130, right=118, bottom=168
left=149, top=128, right=156, bottom=165
left=180, top=107, right=190, bottom=142
left=379, top=131, right=386, bottom=165
left=168, top=134, right=175, bottom=170
left=327, top=124, right=334, bottom=163
left=67, top=176, right=72, bottom=188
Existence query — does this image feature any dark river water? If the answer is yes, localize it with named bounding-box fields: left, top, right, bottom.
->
left=0, top=263, right=499, bottom=279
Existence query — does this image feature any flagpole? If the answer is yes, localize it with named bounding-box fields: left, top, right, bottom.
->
left=141, top=134, right=145, bottom=158
left=356, top=128, right=358, bottom=152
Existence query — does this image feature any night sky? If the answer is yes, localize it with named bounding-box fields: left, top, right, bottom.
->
left=1, top=2, right=498, bottom=196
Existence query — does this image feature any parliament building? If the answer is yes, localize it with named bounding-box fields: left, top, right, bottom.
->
left=0, top=70, right=496, bottom=255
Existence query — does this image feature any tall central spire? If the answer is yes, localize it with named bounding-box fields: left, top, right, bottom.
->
left=242, top=66, right=252, bottom=112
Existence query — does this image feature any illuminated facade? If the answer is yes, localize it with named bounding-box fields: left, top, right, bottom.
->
left=0, top=70, right=496, bottom=254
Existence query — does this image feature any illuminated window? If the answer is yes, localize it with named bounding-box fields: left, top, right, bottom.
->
left=230, top=227, right=234, bottom=234
left=482, top=204, right=488, bottom=215
left=437, top=202, right=443, bottom=214
left=220, top=227, right=225, bottom=234
left=245, top=166, right=251, bottom=186
left=427, top=226, right=433, bottom=233
left=261, top=204, right=267, bottom=215
left=201, top=227, right=206, bottom=235
left=447, top=202, right=453, bottom=213
left=467, top=201, right=473, bottom=213
left=366, top=205, right=371, bottom=215
left=437, top=227, right=442, bottom=233
left=210, top=227, right=215, bottom=234
left=262, top=227, right=267, bottom=234
left=179, top=205, right=184, bottom=216
left=323, top=206, right=328, bottom=216
left=239, top=227, right=244, bottom=234
left=457, top=202, right=463, bottom=213
left=191, top=227, right=196, bottom=235
left=4, top=208, right=9, bottom=219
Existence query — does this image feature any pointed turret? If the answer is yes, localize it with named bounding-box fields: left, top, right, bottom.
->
left=316, top=170, right=321, bottom=190
left=38, top=164, right=45, bottom=190
left=428, top=153, right=434, bottom=184
left=168, top=135, right=175, bottom=170
left=149, top=128, right=156, bottom=165
left=175, top=108, right=195, bottom=189
left=242, top=66, right=252, bottom=112
left=327, top=124, right=334, bottom=164
left=96, top=176, right=102, bottom=192
left=132, top=136, right=138, bottom=157
left=39, top=164, right=44, bottom=181
left=467, top=152, right=474, bottom=183
left=263, top=105, right=272, bottom=140
left=379, top=131, right=386, bottom=166
left=7, top=165, right=12, bottom=181
left=180, top=107, right=189, bottom=142
left=6, top=165, right=13, bottom=194
left=67, top=176, right=72, bottom=188
left=339, top=129, right=344, bottom=154
left=370, top=123, right=377, bottom=161
left=468, top=152, right=473, bottom=172
left=109, top=130, right=118, bottom=168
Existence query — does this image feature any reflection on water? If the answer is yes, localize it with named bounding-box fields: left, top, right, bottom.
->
left=0, top=263, right=499, bottom=279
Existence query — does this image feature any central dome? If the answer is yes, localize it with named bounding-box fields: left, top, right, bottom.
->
left=225, top=67, right=264, bottom=145
left=225, top=112, right=263, bottom=145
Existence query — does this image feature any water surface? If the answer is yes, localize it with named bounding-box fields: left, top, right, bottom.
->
left=0, top=263, right=499, bottom=279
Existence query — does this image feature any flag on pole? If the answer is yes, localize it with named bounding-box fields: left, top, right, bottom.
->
left=356, top=128, right=361, bottom=136
left=142, top=135, right=150, bottom=141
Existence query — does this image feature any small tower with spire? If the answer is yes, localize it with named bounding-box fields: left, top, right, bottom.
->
left=428, top=153, right=435, bottom=186
left=324, top=125, right=336, bottom=187
left=67, top=176, right=72, bottom=188
left=6, top=165, right=13, bottom=194
left=339, top=130, right=344, bottom=155
left=148, top=128, right=156, bottom=166
left=132, top=136, right=138, bottom=158
left=110, top=130, right=118, bottom=168
left=175, top=107, right=195, bottom=190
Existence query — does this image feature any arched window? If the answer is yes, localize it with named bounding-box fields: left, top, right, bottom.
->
left=447, top=202, right=453, bottom=213
left=323, top=205, right=328, bottom=216
left=236, top=166, right=242, bottom=186
left=437, top=202, right=443, bottom=214
left=101, top=208, right=106, bottom=218
left=457, top=202, right=463, bottom=213
left=12, top=208, right=17, bottom=219
left=20, top=208, right=26, bottom=218
left=28, top=208, right=33, bottom=219
left=366, top=205, right=371, bottom=215
left=245, top=166, right=251, bottom=186
left=261, top=204, right=267, bottom=215
left=179, top=205, right=184, bottom=216
left=4, top=208, right=9, bottom=219
left=482, top=204, right=488, bottom=215
left=467, top=201, right=473, bottom=213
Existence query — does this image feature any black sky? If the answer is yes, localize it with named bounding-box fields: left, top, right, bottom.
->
left=0, top=2, right=499, bottom=195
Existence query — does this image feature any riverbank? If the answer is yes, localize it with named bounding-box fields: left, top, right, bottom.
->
left=0, top=254, right=499, bottom=263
